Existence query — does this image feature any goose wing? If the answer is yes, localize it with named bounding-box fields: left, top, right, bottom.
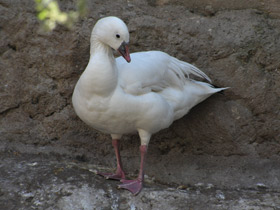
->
left=117, top=51, right=211, bottom=95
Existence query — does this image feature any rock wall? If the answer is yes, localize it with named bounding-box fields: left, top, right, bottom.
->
left=1, top=0, right=280, bottom=190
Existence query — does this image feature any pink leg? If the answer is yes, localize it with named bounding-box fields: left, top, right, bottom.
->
left=97, top=139, right=126, bottom=180
left=118, top=145, right=147, bottom=195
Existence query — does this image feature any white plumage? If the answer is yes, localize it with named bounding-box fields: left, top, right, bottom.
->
left=72, top=16, right=227, bottom=195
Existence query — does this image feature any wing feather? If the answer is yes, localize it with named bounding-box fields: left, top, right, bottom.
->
left=117, top=51, right=211, bottom=95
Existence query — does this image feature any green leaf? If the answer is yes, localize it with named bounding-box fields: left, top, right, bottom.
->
left=38, top=10, right=49, bottom=20
left=35, top=0, right=88, bottom=31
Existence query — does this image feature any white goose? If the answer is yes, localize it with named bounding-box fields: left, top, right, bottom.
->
left=72, top=16, right=227, bottom=195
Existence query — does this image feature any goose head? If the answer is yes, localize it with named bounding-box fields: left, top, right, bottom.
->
left=91, top=16, right=131, bottom=63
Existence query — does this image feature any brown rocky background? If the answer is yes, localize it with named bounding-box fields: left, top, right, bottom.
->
left=0, top=0, right=280, bottom=209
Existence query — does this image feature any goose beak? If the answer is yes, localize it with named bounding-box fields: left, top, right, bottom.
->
left=118, top=41, right=131, bottom=63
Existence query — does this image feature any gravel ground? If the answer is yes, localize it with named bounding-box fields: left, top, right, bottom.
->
left=1, top=149, right=280, bottom=210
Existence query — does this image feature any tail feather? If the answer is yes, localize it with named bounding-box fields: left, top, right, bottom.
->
left=171, top=57, right=212, bottom=83
left=191, top=80, right=229, bottom=93
left=211, top=84, right=229, bottom=94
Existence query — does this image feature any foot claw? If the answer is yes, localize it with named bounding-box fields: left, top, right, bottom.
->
left=118, top=179, right=143, bottom=195
left=97, top=172, right=125, bottom=180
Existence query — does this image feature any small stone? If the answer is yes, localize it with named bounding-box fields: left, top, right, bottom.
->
left=256, top=183, right=267, bottom=189
left=215, top=190, right=225, bottom=200
left=27, top=162, right=38, bottom=167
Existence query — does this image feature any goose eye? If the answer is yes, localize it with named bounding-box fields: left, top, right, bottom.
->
left=116, top=34, right=120, bottom=38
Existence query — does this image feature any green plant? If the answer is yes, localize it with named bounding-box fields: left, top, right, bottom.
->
left=35, top=0, right=87, bottom=31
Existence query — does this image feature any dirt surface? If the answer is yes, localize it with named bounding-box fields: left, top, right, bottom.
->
left=1, top=0, right=280, bottom=209
left=1, top=149, right=280, bottom=210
